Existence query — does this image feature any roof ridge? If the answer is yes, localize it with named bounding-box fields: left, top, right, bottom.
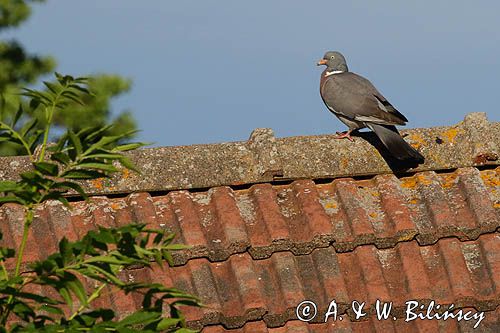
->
left=1, top=112, right=498, bottom=196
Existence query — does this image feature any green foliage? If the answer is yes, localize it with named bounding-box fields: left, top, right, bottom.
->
left=1, top=74, right=137, bottom=156
left=0, top=1, right=55, bottom=115
left=0, top=75, right=201, bottom=332
left=52, top=74, right=136, bottom=138
left=0, top=1, right=45, bottom=28
left=0, top=41, right=55, bottom=92
left=0, top=0, right=138, bottom=156
left=0, top=3, right=188, bottom=329
left=1, top=225, right=197, bottom=332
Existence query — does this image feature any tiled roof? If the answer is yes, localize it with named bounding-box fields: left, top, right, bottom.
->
left=1, top=113, right=499, bottom=332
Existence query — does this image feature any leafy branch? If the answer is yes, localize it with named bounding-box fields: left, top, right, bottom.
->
left=1, top=224, right=197, bottom=332
left=0, top=74, right=201, bottom=332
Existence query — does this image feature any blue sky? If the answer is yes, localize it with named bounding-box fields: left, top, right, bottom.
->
left=3, top=1, right=499, bottom=146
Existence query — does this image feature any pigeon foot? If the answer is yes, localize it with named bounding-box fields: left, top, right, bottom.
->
left=334, top=130, right=355, bottom=142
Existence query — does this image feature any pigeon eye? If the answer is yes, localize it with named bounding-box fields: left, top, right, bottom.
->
left=330, top=56, right=335, bottom=59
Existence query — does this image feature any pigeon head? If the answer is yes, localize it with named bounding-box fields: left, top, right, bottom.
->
left=317, top=51, right=348, bottom=72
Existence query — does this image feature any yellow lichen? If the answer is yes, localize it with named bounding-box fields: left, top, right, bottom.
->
left=90, top=178, right=104, bottom=190
left=122, top=168, right=131, bottom=179
left=480, top=169, right=500, bottom=187
left=110, top=202, right=122, bottom=211
left=324, top=202, right=337, bottom=210
left=442, top=127, right=459, bottom=144
left=397, top=231, right=417, bottom=242
left=440, top=173, right=458, bottom=189
left=416, top=173, right=433, bottom=186
left=90, top=178, right=115, bottom=192
left=401, top=177, right=417, bottom=189
left=406, top=133, right=425, bottom=149
left=341, top=158, right=349, bottom=169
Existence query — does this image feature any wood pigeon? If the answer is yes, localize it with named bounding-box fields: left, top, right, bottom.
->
left=318, top=51, right=424, bottom=163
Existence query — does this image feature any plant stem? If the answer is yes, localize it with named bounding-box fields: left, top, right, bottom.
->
left=68, top=283, right=106, bottom=321
left=38, top=85, right=65, bottom=162
left=37, top=107, right=53, bottom=162
left=0, top=261, right=8, bottom=280
left=1, top=207, right=34, bottom=325
left=14, top=208, right=34, bottom=276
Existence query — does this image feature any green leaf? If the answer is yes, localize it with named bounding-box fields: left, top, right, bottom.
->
left=68, top=130, right=82, bottom=156
left=22, top=89, right=52, bottom=105
left=69, top=84, right=91, bottom=95
left=81, top=153, right=124, bottom=161
left=84, top=255, right=130, bottom=265
left=39, top=304, right=64, bottom=316
left=61, top=169, right=106, bottom=179
left=153, top=251, right=163, bottom=269
left=73, top=76, right=89, bottom=83
left=165, top=244, right=191, bottom=251
left=41, top=192, right=70, bottom=207
left=75, top=162, right=118, bottom=173
left=172, top=299, right=201, bottom=307
left=11, top=104, right=24, bottom=127
left=117, top=156, right=139, bottom=173
left=58, top=286, right=73, bottom=308
left=84, top=264, right=124, bottom=286
left=172, top=329, right=199, bottom=333
left=50, top=152, right=71, bottom=165
left=33, top=162, right=59, bottom=176
left=29, top=97, right=40, bottom=110
left=51, top=181, right=87, bottom=199
left=84, top=124, right=113, bottom=141
left=0, top=247, right=15, bottom=260
left=20, top=118, right=38, bottom=138
left=83, top=135, right=123, bottom=155
left=28, top=129, right=45, bottom=152
left=10, top=291, right=59, bottom=304
left=117, top=310, right=160, bottom=327
left=12, top=301, right=36, bottom=320
left=162, top=249, right=174, bottom=267
left=156, top=317, right=182, bottom=330
left=61, top=91, right=84, bottom=105
left=0, top=196, right=26, bottom=205
left=0, top=180, right=20, bottom=192
left=112, top=142, right=146, bottom=152
left=61, top=90, right=80, bottom=99
left=65, top=275, right=88, bottom=305
left=43, top=81, right=59, bottom=94
left=91, top=228, right=115, bottom=243
left=152, top=233, right=164, bottom=245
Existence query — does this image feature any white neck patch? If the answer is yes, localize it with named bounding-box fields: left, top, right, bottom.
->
left=325, top=70, right=344, bottom=77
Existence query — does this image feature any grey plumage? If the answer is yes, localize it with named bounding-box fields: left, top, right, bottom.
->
left=318, top=51, right=424, bottom=163
left=368, top=124, right=425, bottom=162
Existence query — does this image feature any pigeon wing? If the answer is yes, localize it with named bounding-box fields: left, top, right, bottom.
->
left=321, top=72, right=407, bottom=126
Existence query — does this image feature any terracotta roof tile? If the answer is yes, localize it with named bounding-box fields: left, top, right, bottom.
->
left=203, top=306, right=500, bottom=332
left=158, top=236, right=498, bottom=329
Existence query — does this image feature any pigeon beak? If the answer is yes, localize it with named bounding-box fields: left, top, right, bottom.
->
left=317, top=59, right=328, bottom=66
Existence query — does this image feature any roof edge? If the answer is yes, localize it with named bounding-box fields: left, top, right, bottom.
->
left=0, top=112, right=498, bottom=196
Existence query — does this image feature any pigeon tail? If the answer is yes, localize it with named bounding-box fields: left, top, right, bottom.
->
left=367, top=123, right=425, bottom=163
